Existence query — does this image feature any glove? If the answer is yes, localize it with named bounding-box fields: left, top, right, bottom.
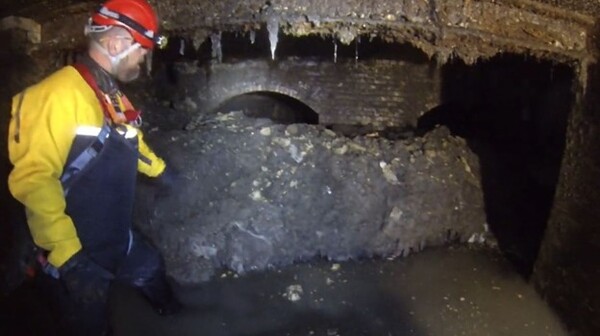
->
left=154, top=166, right=183, bottom=199
left=58, top=252, right=114, bottom=303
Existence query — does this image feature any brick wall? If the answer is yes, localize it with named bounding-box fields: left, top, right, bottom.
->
left=176, top=58, right=441, bottom=128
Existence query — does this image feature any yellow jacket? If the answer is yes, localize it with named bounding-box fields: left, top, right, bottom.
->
left=7, top=66, right=166, bottom=268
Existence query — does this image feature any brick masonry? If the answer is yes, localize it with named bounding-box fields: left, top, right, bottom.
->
left=176, top=58, right=441, bottom=128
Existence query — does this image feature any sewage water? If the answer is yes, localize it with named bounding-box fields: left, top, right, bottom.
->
left=108, top=245, right=567, bottom=336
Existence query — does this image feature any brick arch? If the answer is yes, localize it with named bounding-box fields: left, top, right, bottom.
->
left=211, top=86, right=321, bottom=117
left=194, top=59, right=438, bottom=128
left=213, top=88, right=320, bottom=124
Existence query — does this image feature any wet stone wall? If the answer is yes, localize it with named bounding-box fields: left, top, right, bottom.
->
left=532, top=64, right=600, bottom=336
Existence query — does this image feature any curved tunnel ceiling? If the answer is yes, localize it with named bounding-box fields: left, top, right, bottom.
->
left=0, top=0, right=597, bottom=66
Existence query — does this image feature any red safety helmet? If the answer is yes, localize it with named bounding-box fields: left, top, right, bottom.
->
left=89, top=0, right=167, bottom=49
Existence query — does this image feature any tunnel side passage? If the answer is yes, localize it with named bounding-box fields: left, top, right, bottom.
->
left=215, top=91, right=319, bottom=125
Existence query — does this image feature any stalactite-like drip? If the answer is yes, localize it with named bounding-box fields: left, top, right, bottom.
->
left=333, top=38, right=338, bottom=63
left=179, top=38, right=185, bottom=56
left=250, top=30, right=256, bottom=45
left=267, top=17, right=279, bottom=60
left=210, top=31, right=223, bottom=63
left=355, top=36, right=360, bottom=64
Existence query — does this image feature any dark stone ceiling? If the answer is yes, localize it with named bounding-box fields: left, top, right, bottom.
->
left=2, top=0, right=600, bottom=17
left=537, top=0, right=600, bottom=16
left=1, top=0, right=598, bottom=65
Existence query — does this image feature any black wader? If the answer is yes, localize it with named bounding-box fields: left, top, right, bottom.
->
left=47, top=124, right=174, bottom=336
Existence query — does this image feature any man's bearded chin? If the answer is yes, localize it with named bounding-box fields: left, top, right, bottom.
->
left=116, top=63, right=141, bottom=83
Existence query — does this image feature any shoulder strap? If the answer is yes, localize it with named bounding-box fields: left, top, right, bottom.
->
left=72, top=63, right=113, bottom=121
left=72, top=63, right=141, bottom=125
left=60, top=123, right=112, bottom=195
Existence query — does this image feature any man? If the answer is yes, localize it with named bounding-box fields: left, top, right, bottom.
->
left=6, top=0, right=181, bottom=334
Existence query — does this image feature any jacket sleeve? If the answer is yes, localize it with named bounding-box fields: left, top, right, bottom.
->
left=136, top=128, right=166, bottom=177
left=7, top=89, right=82, bottom=268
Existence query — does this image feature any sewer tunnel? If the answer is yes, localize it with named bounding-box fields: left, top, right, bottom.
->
left=0, top=1, right=598, bottom=335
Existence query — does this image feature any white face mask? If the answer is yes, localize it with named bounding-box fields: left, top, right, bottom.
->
left=85, top=22, right=141, bottom=70
left=91, top=38, right=141, bottom=70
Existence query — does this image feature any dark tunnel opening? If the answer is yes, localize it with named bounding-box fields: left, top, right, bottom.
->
left=215, top=92, right=319, bottom=125
left=419, top=54, right=574, bottom=277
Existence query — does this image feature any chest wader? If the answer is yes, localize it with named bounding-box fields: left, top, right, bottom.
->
left=61, top=123, right=138, bottom=273
left=53, top=62, right=179, bottom=322
left=60, top=124, right=178, bottom=315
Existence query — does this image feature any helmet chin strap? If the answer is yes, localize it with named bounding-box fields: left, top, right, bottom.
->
left=91, top=39, right=141, bottom=72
